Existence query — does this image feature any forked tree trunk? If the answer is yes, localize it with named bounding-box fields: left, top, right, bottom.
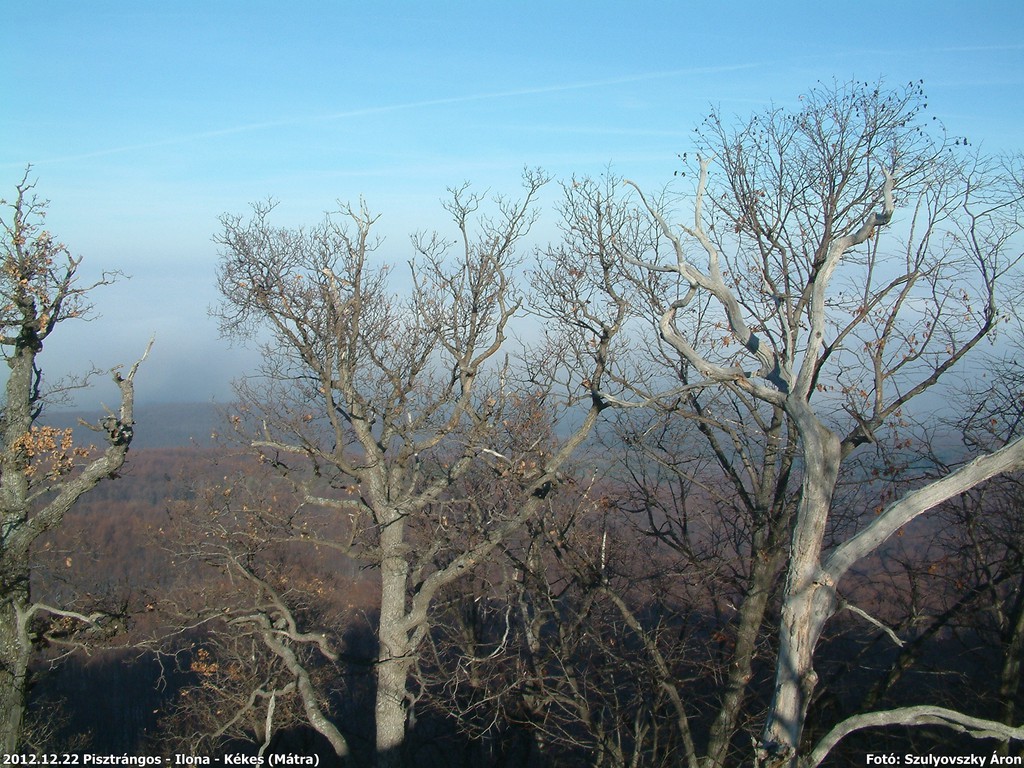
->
left=0, top=336, right=143, bottom=752
left=759, top=408, right=842, bottom=766
left=761, top=425, right=1024, bottom=766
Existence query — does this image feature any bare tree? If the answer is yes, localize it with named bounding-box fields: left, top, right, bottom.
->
left=923, top=336, right=1024, bottom=758
left=211, top=170, right=627, bottom=765
left=606, top=81, right=1024, bottom=765
left=152, top=469, right=355, bottom=759
left=0, top=170, right=147, bottom=751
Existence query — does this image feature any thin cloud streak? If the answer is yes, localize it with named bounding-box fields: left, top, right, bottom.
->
left=10, top=63, right=761, bottom=168
left=930, top=44, right=1024, bottom=53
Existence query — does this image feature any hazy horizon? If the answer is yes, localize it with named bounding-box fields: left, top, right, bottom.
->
left=3, top=1, right=1023, bottom=405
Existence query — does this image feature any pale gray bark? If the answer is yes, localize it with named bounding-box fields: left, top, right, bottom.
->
left=803, top=705, right=1024, bottom=768
left=617, top=83, right=1024, bottom=767
left=213, top=171, right=627, bottom=765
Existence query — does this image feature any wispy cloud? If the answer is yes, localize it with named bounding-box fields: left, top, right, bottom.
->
left=927, top=44, right=1024, bottom=53
left=10, top=64, right=760, bottom=168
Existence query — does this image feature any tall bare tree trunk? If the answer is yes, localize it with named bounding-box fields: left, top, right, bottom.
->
left=0, top=334, right=34, bottom=753
left=997, top=583, right=1024, bottom=756
left=0, top=589, right=29, bottom=752
left=702, top=541, right=787, bottom=768
left=375, top=516, right=412, bottom=768
left=760, top=408, right=841, bottom=766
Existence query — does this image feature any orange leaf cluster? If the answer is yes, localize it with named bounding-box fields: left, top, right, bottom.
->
left=13, top=425, right=93, bottom=479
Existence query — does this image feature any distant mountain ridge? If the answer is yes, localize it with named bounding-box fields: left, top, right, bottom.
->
left=42, top=401, right=226, bottom=449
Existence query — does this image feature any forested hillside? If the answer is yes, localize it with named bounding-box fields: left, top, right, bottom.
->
left=24, top=425, right=1023, bottom=765
left=4, top=80, right=1024, bottom=767
left=43, top=403, right=223, bottom=451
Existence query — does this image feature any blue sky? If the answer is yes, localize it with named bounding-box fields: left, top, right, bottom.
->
left=2, top=1, right=1022, bottom=404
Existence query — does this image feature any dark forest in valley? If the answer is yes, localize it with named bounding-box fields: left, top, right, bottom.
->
left=26, top=404, right=1024, bottom=766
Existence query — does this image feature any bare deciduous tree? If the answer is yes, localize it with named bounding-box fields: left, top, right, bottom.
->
left=211, top=170, right=627, bottom=765
left=151, top=470, right=355, bottom=759
left=601, top=81, right=1024, bottom=766
left=0, top=170, right=147, bottom=751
